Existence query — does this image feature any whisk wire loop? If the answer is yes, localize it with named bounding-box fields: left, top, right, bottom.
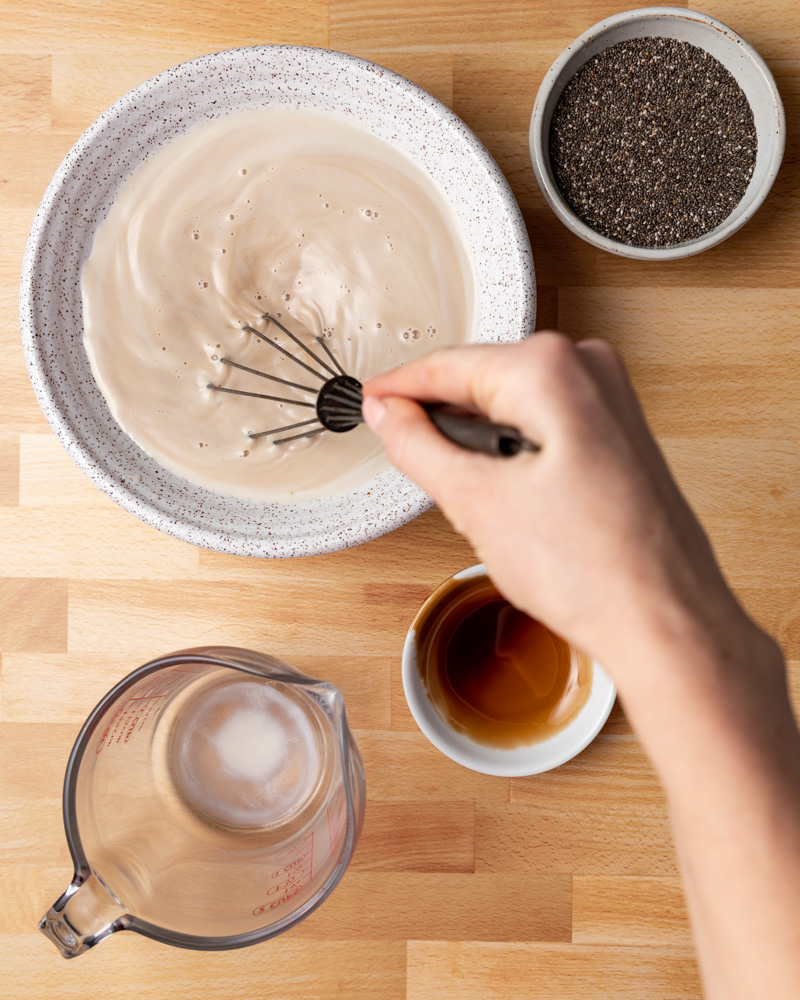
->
left=272, top=426, right=326, bottom=445
left=262, top=314, right=340, bottom=378
left=207, top=384, right=315, bottom=407
left=248, top=418, right=321, bottom=440
left=241, top=324, right=329, bottom=383
left=220, top=357, right=316, bottom=394
left=315, top=335, right=348, bottom=377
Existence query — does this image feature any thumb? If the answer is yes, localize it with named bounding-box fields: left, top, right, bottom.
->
left=362, top=395, right=485, bottom=501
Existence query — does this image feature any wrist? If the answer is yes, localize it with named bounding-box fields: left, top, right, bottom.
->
left=605, top=595, right=791, bottom=781
left=607, top=583, right=772, bottom=702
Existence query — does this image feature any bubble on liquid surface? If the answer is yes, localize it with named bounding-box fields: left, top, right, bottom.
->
left=171, top=679, right=322, bottom=829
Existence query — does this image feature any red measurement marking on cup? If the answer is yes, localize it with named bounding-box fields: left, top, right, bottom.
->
left=251, top=832, right=315, bottom=916
left=327, top=783, right=347, bottom=856
left=95, top=665, right=204, bottom=754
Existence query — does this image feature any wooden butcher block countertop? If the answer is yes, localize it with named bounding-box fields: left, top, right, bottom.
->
left=1, top=1, right=798, bottom=997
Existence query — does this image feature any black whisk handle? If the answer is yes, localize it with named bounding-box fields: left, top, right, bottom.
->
left=424, top=404, right=540, bottom=458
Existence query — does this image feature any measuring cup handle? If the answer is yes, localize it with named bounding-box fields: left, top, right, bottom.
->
left=39, top=873, right=128, bottom=959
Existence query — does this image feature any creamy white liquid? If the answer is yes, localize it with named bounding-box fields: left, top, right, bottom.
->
left=171, top=679, right=321, bottom=829
left=82, top=108, right=476, bottom=501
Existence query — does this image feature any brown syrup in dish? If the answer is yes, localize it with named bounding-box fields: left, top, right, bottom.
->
left=415, top=575, right=592, bottom=748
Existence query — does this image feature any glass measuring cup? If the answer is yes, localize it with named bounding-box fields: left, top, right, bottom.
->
left=39, top=646, right=365, bottom=958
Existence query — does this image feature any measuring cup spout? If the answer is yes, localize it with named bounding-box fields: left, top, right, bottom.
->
left=39, top=873, right=128, bottom=959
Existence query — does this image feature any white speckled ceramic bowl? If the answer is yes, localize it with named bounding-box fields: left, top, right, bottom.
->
left=21, top=46, right=534, bottom=558
left=530, top=7, right=785, bottom=260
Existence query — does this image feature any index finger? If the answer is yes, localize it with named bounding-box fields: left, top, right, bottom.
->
left=364, top=343, right=514, bottom=408
left=363, top=333, right=584, bottom=439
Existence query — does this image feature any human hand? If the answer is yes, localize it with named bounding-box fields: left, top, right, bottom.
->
left=362, top=334, right=752, bottom=688
left=362, top=334, right=800, bottom=1000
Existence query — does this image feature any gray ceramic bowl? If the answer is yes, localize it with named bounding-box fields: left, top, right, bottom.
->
left=20, top=46, right=534, bottom=559
left=529, top=7, right=785, bottom=260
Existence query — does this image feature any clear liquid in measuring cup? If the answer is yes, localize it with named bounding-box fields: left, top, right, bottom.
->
left=170, top=677, right=326, bottom=829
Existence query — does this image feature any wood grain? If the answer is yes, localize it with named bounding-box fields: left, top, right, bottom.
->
left=0, top=56, right=51, bottom=132
left=0, top=433, right=20, bottom=506
left=0, top=933, right=407, bottom=1000
left=290, top=871, right=572, bottom=941
left=499, top=737, right=677, bottom=875
left=2, top=0, right=799, bottom=997
left=407, top=941, right=703, bottom=1000
left=0, top=579, right=68, bottom=653
left=350, top=801, right=475, bottom=872
left=572, top=876, right=692, bottom=946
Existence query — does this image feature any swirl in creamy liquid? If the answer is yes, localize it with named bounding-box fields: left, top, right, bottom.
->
left=82, top=108, right=476, bottom=501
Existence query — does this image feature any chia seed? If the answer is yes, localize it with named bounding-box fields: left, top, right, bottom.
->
left=548, top=37, right=757, bottom=247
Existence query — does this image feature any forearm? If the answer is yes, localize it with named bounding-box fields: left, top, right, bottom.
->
left=613, top=614, right=800, bottom=1000
left=363, top=337, right=800, bottom=994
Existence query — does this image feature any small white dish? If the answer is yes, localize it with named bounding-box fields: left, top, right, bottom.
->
left=529, top=6, right=785, bottom=260
left=401, top=564, right=616, bottom=777
left=20, top=46, right=534, bottom=558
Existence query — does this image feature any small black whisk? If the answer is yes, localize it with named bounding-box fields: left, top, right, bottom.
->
left=207, top=313, right=364, bottom=444
left=208, top=314, right=540, bottom=457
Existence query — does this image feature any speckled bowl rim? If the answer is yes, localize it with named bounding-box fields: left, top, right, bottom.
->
left=20, top=45, right=535, bottom=559
left=529, top=6, right=786, bottom=260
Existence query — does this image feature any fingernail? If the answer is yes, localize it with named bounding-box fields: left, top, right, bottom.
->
left=362, top=395, right=388, bottom=432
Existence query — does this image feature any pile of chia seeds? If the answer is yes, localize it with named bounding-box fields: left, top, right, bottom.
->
left=548, top=36, right=757, bottom=247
